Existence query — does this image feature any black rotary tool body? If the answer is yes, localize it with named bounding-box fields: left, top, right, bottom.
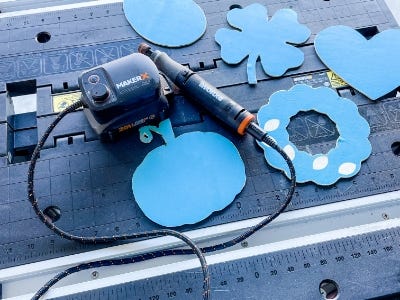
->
left=138, top=43, right=268, bottom=141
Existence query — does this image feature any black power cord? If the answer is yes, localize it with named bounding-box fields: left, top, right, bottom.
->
left=28, top=100, right=210, bottom=300
left=32, top=231, right=209, bottom=300
left=28, top=100, right=296, bottom=299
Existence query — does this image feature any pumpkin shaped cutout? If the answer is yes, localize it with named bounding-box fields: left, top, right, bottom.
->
left=132, top=119, right=246, bottom=227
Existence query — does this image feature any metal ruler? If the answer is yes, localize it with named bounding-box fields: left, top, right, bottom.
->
left=2, top=191, right=400, bottom=299
left=0, top=1, right=90, bottom=13
left=48, top=222, right=400, bottom=300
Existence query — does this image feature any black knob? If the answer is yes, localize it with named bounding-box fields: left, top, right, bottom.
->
left=91, top=84, right=110, bottom=103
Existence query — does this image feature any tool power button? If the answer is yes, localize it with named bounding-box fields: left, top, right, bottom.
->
left=91, top=84, right=110, bottom=103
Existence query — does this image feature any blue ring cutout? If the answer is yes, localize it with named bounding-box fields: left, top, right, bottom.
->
left=257, top=84, right=371, bottom=185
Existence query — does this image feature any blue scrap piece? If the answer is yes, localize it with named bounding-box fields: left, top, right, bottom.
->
left=132, top=119, right=246, bottom=227
left=315, top=25, right=400, bottom=100
left=215, top=3, right=310, bottom=84
left=123, top=0, right=207, bottom=48
left=257, top=84, right=372, bottom=185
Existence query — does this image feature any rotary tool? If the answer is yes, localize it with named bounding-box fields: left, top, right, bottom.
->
left=138, top=43, right=268, bottom=142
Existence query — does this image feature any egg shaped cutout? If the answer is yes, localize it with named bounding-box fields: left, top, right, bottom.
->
left=123, top=0, right=207, bottom=47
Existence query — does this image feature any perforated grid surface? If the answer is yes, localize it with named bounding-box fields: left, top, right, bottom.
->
left=0, top=0, right=399, bottom=269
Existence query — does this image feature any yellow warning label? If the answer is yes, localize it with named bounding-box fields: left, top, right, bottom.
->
left=326, top=71, right=348, bottom=89
left=52, top=92, right=82, bottom=113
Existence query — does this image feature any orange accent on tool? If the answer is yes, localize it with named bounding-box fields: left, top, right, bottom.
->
left=237, top=115, right=255, bottom=135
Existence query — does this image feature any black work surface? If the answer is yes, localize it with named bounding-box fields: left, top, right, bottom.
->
left=0, top=0, right=399, bottom=269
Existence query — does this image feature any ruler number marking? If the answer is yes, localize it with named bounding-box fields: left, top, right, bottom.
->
left=167, top=291, right=176, bottom=298
left=320, top=259, right=328, bottom=266
left=351, top=252, right=361, bottom=259
left=335, top=255, right=345, bottom=262
left=383, top=246, right=393, bottom=252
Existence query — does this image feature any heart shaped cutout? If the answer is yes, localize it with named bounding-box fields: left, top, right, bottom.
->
left=315, top=25, right=400, bottom=100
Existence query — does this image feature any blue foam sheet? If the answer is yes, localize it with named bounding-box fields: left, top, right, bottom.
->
left=257, top=84, right=372, bottom=186
left=123, top=0, right=207, bottom=48
left=215, top=3, right=310, bottom=84
left=315, top=25, right=400, bottom=100
left=132, top=119, right=246, bottom=227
